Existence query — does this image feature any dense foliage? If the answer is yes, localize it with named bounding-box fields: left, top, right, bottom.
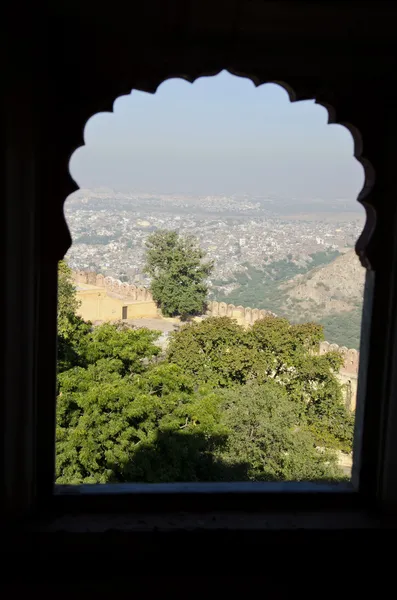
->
left=219, top=383, right=341, bottom=481
left=57, top=260, right=92, bottom=372
left=58, top=260, right=81, bottom=337
left=144, top=230, right=213, bottom=319
left=56, top=265, right=353, bottom=483
left=167, top=316, right=353, bottom=451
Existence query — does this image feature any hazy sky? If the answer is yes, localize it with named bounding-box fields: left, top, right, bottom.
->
left=70, top=71, right=364, bottom=201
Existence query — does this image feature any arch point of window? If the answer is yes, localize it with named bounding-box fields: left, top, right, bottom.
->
left=62, top=69, right=375, bottom=269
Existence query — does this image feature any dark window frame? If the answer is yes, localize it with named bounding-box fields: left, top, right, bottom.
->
left=4, top=6, right=397, bottom=526
left=5, top=131, right=395, bottom=529
left=42, top=157, right=395, bottom=523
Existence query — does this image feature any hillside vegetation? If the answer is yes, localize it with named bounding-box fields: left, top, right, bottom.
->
left=213, top=250, right=364, bottom=348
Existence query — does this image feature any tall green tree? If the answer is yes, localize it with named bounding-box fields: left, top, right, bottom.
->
left=144, top=230, right=213, bottom=319
left=57, top=260, right=92, bottom=372
left=58, top=260, right=80, bottom=337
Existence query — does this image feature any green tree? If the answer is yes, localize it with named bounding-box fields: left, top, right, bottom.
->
left=58, top=260, right=80, bottom=337
left=56, top=357, right=226, bottom=483
left=57, top=261, right=92, bottom=373
left=249, top=318, right=353, bottom=450
left=166, top=316, right=254, bottom=387
left=83, top=321, right=161, bottom=376
left=56, top=321, right=164, bottom=484
left=167, top=316, right=352, bottom=450
left=144, top=230, right=213, bottom=319
left=57, top=354, right=343, bottom=483
left=218, top=382, right=341, bottom=481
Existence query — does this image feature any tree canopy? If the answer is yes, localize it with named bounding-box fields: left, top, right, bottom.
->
left=57, top=260, right=92, bottom=372
left=58, top=260, right=81, bottom=338
left=144, top=230, right=213, bottom=319
left=56, top=271, right=353, bottom=484
left=167, top=316, right=353, bottom=451
left=219, top=382, right=340, bottom=481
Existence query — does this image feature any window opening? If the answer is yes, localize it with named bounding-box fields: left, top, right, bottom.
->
left=58, top=72, right=368, bottom=485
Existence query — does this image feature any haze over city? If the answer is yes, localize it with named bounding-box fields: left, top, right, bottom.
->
left=69, top=71, right=365, bottom=202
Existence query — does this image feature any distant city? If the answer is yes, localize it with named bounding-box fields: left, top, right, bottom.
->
left=65, top=187, right=365, bottom=349
left=65, top=187, right=364, bottom=283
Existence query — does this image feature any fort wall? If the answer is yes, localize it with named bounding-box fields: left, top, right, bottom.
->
left=73, top=270, right=154, bottom=302
left=72, top=271, right=158, bottom=321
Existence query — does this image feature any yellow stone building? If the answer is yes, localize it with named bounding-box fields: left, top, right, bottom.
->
left=75, top=281, right=158, bottom=322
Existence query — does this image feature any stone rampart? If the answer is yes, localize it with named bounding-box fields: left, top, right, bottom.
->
left=318, top=341, right=359, bottom=411
left=206, top=300, right=276, bottom=326
left=73, top=270, right=153, bottom=302
left=318, top=341, right=359, bottom=377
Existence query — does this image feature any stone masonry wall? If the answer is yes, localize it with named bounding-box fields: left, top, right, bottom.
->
left=73, top=270, right=154, bottom=302
left=206, top=300, right=277, bottom=326
left=318, top=341, right=359, bottom=377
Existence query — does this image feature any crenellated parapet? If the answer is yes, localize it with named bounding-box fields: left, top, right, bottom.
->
left=206, top=300, right=276, bottom=324
left=319, top=341, right=359, bottom=376
left=72, top=270, right=153, bottom=302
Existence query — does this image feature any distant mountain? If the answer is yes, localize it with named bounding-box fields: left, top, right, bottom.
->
left=280, top=249, right=365, bottom=319
left=214, top=249, right=365, bottom=348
